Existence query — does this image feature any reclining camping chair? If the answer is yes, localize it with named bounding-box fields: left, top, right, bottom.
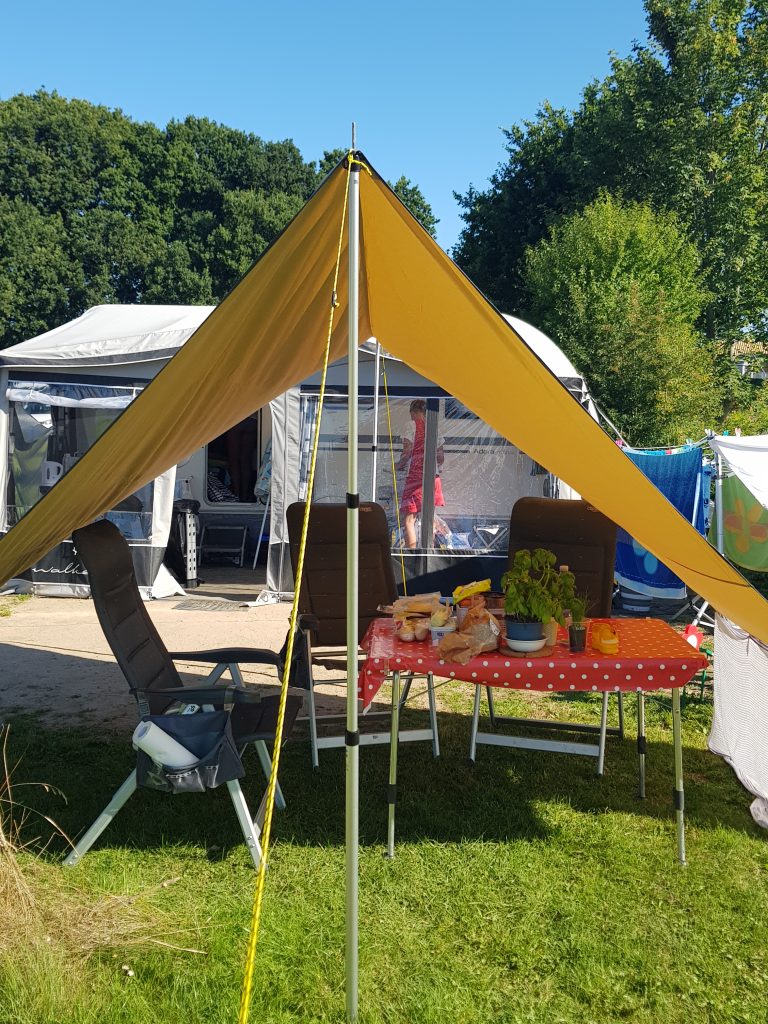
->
left=287, top=501, right=439, bottom=768
left=63, top=519, right=303, bottom=869
left=475, top=497, right=620, bottom=775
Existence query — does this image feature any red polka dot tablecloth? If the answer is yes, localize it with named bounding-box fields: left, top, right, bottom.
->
left=357, top=618, right=707, bottom=708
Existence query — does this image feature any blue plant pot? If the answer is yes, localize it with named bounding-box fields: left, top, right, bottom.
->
left=505, top=619, right=544, bottom=642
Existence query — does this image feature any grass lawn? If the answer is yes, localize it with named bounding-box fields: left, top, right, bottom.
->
left=2, top=682, right=767, bottom=1024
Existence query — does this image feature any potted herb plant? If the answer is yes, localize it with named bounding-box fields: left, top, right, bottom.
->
left=568, top=595, right=588, bottom=653
left=501, top=548, right=570, bottom=651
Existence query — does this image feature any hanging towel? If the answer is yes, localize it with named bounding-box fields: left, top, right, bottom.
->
left=710, top=474, right=768, bottom=572
left=710, top=434, right=768, bottom=511
left=615, top=445, right=705, bottom=600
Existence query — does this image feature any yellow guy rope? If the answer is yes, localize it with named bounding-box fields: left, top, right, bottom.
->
left=381, top=358, right=407, bottom=595
left=237, top=156, right=353, bottom=1024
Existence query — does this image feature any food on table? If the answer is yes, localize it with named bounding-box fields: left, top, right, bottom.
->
left=397, top=623, right=416, bottom=642
left=430, top=603, right=452, bottom=628
left=413, top=619, right=430, bottom=641
left=591, top=622, right=619, bottom=654
left=458, top=603, right=501, bottom=653
left=452, top=579, right=492, bottom=605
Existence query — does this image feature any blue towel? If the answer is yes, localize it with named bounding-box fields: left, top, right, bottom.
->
left=615, top=446, right=705, bottom=600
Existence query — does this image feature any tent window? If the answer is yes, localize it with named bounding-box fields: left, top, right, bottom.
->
left=205, top=413, right=262, bottom=505
left=297, top=394, right=549, bottom=553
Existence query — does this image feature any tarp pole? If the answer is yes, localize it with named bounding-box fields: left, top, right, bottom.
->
left=345, top=147, right=360, bottom=1024
left=371, top=342, right=381, bottom=501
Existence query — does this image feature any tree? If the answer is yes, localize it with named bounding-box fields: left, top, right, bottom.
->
left=523, top=194, right=719, bottom=445
left=0, top=95, right=437, bottom=347
left=455, top=0, right=768, bottom=347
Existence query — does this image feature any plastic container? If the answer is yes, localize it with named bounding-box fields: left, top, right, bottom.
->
left=430, top=623, right=457, bottom=645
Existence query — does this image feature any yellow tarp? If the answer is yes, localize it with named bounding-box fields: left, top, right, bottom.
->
left=1, top=158, right=766, bottom=644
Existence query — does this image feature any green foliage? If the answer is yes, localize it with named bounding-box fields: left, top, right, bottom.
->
left=0, top=95, right=437, bottom=347
left=501, top=547, right=572, bottom=624
left=390, top=175, right=439, bottom=238
left=723, top=379, right=768, bottom=433
left=523, top=194, right=720, bottom=444
left=569, top=594, right=588, bottom=626
left=455, top=1, right=768, bottom=349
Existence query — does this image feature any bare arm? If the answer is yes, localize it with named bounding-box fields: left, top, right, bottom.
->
left=396, top=437, right=413, bottom=471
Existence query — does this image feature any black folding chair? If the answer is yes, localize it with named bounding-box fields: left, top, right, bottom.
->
left=63, top=519, right=303, bottom=869
left=287, top=502, right=440, bottom=768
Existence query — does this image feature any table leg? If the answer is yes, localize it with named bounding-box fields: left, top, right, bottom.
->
left=617, top=691, right=625, bottom=740
left=596, top=692, right=609, bottom=776
left=427, top=672, right=440, bottom=758
left=672, top=686, right=686, bottom=865
left=469, top=684, right=482, bottom=763
left=637, top=691, right=646, bottom=799
left=386, top=671, right=401, bottom=860
left=485, top=686, right=496, bottom=729
left=399, top=673, right=413, bottom=711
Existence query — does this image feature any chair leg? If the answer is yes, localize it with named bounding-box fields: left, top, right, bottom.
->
left=306, top=675, right=320, bottom=770
left=485, top=686, right=496, bottom=729
left=226, top=779, right=263, bottom=869
left=426, top=672, right=440, bottom=758
left=254, top=739, right=286, bottom=811
left=63, top=770, right=138, bottom=867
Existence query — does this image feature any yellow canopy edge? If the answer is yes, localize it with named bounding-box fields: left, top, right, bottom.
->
left=0, top=157, right=766, bottom=645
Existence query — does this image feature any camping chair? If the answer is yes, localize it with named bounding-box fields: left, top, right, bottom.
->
left=287, top=502, right=439, bottom=768
left=63, top=519, right=303, bottom=869
left=476, top=497, right=620, bottom=775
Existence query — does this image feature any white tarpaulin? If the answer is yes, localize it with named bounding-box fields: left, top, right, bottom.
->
left=710, top=434, right=768, bottom=510
left=709, top=613, right=768, bottom=826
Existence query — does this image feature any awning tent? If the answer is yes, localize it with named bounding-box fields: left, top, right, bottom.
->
left=0, top=155, right=766, bottom=642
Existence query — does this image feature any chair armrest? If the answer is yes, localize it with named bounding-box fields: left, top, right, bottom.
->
left=169, top=648, right=281, bottom=666
left=147, top=684, right=264, bottom=705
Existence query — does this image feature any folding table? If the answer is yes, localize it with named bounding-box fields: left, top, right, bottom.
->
left=358, top=618, right=707, bottom=864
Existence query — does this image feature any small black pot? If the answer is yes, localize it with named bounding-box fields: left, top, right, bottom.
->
left=568, top=623, right=587, bottom=653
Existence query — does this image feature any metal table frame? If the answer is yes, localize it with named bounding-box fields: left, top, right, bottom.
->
left=386, top=678, right=686, bottom=865
left=470, top=685, right=625, bottom=776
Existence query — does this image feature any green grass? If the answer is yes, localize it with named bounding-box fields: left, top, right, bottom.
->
left=2, top=684, right=768, bottom=1024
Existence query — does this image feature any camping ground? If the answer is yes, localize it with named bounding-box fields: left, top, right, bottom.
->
left=1, top=594, right=767, bottom=1024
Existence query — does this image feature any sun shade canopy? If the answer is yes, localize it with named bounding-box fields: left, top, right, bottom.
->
left=1, top=156, right=766, bottom=644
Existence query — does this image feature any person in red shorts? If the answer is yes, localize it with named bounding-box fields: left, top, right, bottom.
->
left=397, top=399, right=445, bottom=549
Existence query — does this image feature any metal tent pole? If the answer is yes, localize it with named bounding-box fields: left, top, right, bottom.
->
left=371, top=341, right=381, bottom=502
left=345, top=139, right=361, bottom=1024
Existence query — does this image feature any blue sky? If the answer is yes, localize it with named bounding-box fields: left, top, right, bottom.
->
left=1, top=1, right=649, bottom=250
